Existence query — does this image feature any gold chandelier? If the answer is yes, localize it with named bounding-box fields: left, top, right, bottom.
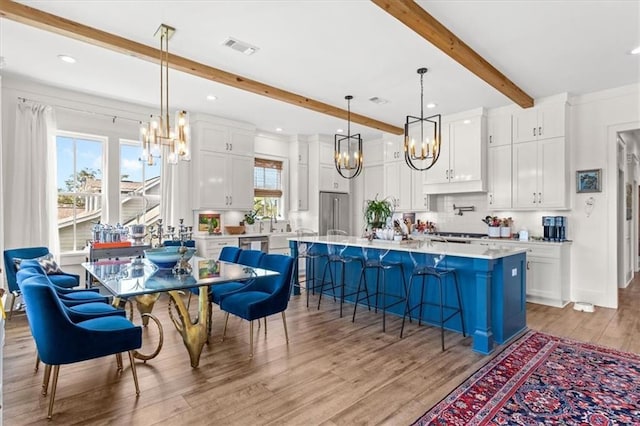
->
left=404, top=67, right=441, bottom=171
left=140, top=24, right=190, bottom=166
left=334, top=95, right=363, bottom=179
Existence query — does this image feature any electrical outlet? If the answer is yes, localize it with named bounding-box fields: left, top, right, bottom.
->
left=512, top=268, right=517, bottom=277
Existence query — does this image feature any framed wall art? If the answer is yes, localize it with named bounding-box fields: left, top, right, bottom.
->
left=576, top=169, right=602, bottom=193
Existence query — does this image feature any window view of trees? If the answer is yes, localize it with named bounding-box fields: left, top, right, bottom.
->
left=254, top=158, right=283, bottom=219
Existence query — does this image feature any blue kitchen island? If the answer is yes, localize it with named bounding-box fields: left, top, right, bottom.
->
left=289, top=236, right=527, bottom=355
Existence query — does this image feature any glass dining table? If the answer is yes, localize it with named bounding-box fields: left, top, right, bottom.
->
left=83, top=256, right=279, bottom=368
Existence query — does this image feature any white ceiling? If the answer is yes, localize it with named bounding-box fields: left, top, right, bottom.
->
left=0, top=0, right=638, bottom=138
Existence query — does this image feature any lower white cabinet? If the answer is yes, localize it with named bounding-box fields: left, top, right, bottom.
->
left=472, top=240, right=570, bottom=307
left=195, top=237, right=239, bottom=259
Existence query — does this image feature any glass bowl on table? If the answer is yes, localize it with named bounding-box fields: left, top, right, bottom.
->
left=144, top=246, right=196, bottom=269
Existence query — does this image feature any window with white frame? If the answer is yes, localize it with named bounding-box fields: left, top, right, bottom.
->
left=253, top=158, right=283, bottom=219
left=119, top=140, right=161, bottom=228
left=56, top=132, right=105, bottom=252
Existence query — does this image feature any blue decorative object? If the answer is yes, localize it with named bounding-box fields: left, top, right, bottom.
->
left=20, top=276, right=142, bottom=419
left=144, top=246, right=196, bottom=268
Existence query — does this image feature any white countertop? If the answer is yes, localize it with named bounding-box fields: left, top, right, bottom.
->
left=411, top=235, right=572, bottom=246
left=195, top=232, right=297, bottom=240
left=291, top=236, right=527, bottom=260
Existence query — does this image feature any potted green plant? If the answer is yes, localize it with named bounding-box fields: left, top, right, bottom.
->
left=243, top=209, right=259, bottom=233
left=364, top=195, right=394, bottom=230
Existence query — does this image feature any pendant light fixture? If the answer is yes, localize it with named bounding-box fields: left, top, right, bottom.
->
left=404, top=68, right=441, bottom=171
left=140, top=24, right=190, bottom=166
left=334, top=95, right=363, bottom=179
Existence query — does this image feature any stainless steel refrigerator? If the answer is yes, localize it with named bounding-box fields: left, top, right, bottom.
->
left=319, top=191, right=350, bottom=236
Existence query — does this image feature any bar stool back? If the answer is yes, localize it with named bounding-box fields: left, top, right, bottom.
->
left=352, top=245, right=407, bottom=332
left=317, top=230, right=363, bottom=317
left=294, top=228, right=327, bottom=308
left=400, top=238, right=466, bottom=351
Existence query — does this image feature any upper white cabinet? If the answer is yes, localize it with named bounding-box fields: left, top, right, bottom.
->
left=425, top=108, right=487, bottom=194
left=513, top=137, right=567, bottom=209
left=487, top=113, right=512, bottom=209
left=191, top=115, right=255, bottom=210
left=513, top=102, right=565, bottom=144
left=290, top=138, right=309, bottom=211
left=318, top=141, right=350, bottom=193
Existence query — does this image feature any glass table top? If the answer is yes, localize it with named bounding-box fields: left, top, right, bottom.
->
left=82, top=257, right=279, bottom=298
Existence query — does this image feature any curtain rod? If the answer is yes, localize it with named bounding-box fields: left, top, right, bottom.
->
left=17, top=96, right=143, bottom=125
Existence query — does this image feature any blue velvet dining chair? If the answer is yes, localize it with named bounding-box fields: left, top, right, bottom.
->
left=21, top=276, right=142, bottom=420
left=4, top=247, right=80, bottom=318
left=219, top=254, right=295, bottom=357
left=209, top=249, right=263, bottom=305
left=17, top=261, right=108, bottom=306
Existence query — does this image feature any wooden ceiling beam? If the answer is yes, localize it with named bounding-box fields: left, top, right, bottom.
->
left=371, top=0, right=534, bottom=108
left=0, top=0, right=404, bottom=134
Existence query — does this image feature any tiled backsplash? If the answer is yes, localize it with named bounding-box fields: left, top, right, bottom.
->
left=407, top=193, right=569, bottom=240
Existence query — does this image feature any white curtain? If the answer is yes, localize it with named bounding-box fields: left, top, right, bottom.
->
left=5, top=101, right=59, bottom=252
left=160, top=146, right=192, bottom=231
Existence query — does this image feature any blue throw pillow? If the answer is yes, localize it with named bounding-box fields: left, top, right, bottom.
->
left=14, top=253, right=63, bottom=275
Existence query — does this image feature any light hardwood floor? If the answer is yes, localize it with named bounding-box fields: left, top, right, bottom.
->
left=4, top=276, right=640, bottom=425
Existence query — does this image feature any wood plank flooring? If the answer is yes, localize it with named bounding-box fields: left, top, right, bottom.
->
left=4, top=276, right=640, bottom=425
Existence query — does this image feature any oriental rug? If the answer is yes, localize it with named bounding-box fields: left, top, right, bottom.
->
left=413, top=330, right=640, bottom=425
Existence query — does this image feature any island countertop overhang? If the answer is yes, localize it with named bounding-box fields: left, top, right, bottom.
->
left=288, top=236, right=527, bottom=260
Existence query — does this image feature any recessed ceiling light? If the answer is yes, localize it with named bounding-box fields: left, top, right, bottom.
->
left=426, top=103, right=437, bottom=109
left=275, top=127, right=283, bottom=132
left=631, top=46, right=640, bottom=55
left=206, top=95, right=217, bottom=101
left=463, top=119, right=471, bottom=124
left=57, top=54, right=76, bottom=63
left=336, top=128, right=344, bottom=133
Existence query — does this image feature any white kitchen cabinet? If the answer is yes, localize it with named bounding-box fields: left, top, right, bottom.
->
left=513, top=137, right=566, bottom=209
left=411, top=170, right=434, bottom=211
left=384, top=161, right=412, bottom=211
left=319, top=163, right=350, bottom=193
left=383, top=137, right=404, bottom=163
left=424, top=110, right=486, bottom=193
left=197, top=122, right=255, bottom=156
left=488, top=113, right=511, bottom=147
left=487, top=144, right=512, bottom=209
left=363, top=164, right=384, bottom=204
left=195, top=151, right=253, bottom=210
left=472, top=240, right=570, bottom=307
left=290, top=139, right=309, bottom=211
left=195, top=237, right=239, bottom=259
left=513, top=102, right=565, bottom=144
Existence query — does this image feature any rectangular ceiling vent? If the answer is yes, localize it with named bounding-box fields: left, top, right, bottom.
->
left=222, top=37, right=259, bottom=56
left=369, top=96, right=389, bottom=105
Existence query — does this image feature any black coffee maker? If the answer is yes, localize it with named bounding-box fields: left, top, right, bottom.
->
left=542, top=216, right=567, bottom=241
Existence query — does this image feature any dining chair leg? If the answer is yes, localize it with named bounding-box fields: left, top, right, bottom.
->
left=42, top=364, right=51, bottom=396
left=264, top=317, right=267, bottom=335
left=249, top=320, right=254, bottom=358
left=128, top=351, right=140, bottom=396
left=7, top=293, right=16, bottom=320
left=116, top=353, right=123, bottom=372
left=221, top=312, right=230, bottom=342
left=281, top=312, right=289, bottom=343
left=47, top=365, right=60, bottom=420
left=34, top=353, right=40, bottom=372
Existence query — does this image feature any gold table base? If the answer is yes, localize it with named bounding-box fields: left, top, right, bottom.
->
left=113, top=285, right=209, bottom=368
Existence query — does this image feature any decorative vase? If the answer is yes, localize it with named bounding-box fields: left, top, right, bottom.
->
left=488, top=226, right=501, bottom=238
left=500, top=226, right=511, bottom=238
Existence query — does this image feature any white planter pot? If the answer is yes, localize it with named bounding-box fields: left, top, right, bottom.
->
left=500, top=227, right=511, bottom=238
left=488, top=227, right=501, bottom=238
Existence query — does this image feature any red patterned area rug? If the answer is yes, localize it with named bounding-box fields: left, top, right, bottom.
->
left=413, top=330, right=640, bottom=425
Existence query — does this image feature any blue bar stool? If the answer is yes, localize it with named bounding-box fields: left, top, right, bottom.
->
left=352, top=246, right=406, bottom=332
left=317, top=230, right=363, bottom=318
left=400, top=240, right=465, bottom=351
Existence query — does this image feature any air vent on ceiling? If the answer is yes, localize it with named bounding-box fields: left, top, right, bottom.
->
left=369, top=96, right=389, bottom=105
left=222, top=37, right=260, bottom=56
